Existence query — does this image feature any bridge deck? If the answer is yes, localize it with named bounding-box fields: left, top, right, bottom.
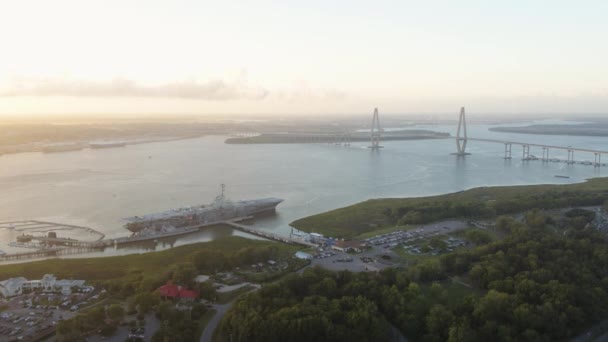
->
left=461, top=138, right=608, bottom=154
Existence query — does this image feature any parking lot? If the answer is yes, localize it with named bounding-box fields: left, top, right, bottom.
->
left=0, top=288, right=103, bottom=341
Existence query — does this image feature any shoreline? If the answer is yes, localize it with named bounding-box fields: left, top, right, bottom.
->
left=0, top=134, right=206, bottom=157
left=289, top=176, right=608, bottom=238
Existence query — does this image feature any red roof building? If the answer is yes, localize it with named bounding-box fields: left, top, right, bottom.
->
left=157, top=281, right=199, bottom=300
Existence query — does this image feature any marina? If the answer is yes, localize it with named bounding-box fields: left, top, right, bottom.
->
left=0, top=186, right=299, bottom=261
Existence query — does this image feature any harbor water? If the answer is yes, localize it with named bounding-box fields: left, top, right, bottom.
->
left=0, top=120, right=606, bottom=258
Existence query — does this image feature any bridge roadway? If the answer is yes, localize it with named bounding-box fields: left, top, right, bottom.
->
left=462, top=137, right=608, bottom=154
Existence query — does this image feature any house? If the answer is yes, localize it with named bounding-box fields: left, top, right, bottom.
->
left=332, top=240, right=365, bottom=253
left=157, top=281, right=199, bottom=301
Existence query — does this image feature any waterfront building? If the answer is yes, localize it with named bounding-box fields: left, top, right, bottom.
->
left=0, top=274, right=85, bottom=297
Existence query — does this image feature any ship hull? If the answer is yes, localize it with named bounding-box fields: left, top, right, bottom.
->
left=124, top=198, right=283, bottom=233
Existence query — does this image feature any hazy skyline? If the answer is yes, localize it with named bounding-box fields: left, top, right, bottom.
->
left=1, top=0, right=608, bottom=117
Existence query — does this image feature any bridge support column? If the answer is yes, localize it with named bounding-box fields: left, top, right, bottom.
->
left=522, top=145, right=530, bottom=160
left=542, top=147, right=549, bottom=162
left=504, top=143, right=512, bottom=159
left=452, top=107, right=471, bottom=156
left=567, top=150, right=575, bottom=164
left=368, top=107, right=383, bottom=149
left=595, top=153, right=601, bottom=167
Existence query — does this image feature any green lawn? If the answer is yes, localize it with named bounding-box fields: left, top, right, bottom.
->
left=0, top=236, right=298, bottom=282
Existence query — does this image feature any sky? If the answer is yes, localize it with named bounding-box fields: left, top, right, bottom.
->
left=0, top=0, right=607, bottom=117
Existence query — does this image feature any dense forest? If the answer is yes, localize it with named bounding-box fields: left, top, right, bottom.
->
left=223, top=210, right=608, bottom=341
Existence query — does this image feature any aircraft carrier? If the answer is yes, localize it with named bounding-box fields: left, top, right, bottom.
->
left=123, top=185, right=283, bottom=236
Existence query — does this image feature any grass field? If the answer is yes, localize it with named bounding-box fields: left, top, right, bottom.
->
left=0, top=237, right=298, bottom=282
left=290, top=177, right=608, bottom=238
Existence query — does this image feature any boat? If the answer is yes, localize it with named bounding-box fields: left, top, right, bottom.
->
left=554, top=175, right=570, bottom=179
left=123, top=185, right=283, bottom=234
left=89, top=142, right=127, bottom=149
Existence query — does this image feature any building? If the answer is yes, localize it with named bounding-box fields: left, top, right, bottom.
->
left=0, top=277, right=27, bottom=298
left=0, top=274, right=85, bottom=298
left=332, top=240, right=365, bottom=253
left=157, top=281, right=199, bottom=301
left=309, top=233, right=325, bottom=244
left=295, top=251, right=313, bottom=260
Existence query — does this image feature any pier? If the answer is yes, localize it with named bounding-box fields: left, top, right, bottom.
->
left=0, top=216, right=316, bottom=262
left=0, top=220, right=105, bottom=240
left=223, top=219, right=317, bottom=247
left=0, top=246, right=105, bottom=262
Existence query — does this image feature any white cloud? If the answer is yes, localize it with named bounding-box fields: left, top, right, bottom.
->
left=0, top=77, right=269, bottom=101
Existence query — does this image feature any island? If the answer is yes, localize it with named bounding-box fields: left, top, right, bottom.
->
left=489, top=122, right=608, bottom=137
left=225, top=129, right=450, bottom=144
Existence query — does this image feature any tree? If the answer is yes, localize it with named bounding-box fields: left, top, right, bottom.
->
left=107, top=304, right=124, bottom=322
left=172, top=262, right=197, bottom=288
left=197, top=281, right=217, bottom=301
left=425, top=304, right=454, bottom=341
left=134, top=292, right=160, bottom=314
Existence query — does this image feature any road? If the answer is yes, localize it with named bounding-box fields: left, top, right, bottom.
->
left=200, top=285, right=261, bottom=342
left=199, top=303, right=232, bottom=342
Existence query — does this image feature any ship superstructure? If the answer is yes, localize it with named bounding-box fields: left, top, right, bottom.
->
left=123, top=185, right=283, bottom=235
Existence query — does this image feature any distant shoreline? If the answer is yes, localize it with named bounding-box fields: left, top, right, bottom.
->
left=0, top=135, right=205, bottom=157
left=489, top=123, right=608, bottom=137
left=225, top=130, right=450, bottom=144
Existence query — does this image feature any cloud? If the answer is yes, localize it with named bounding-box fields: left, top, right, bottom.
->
left=0, top=77, right=269, bottom=101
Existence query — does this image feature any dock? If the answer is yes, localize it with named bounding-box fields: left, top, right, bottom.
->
left=0, top=217, right=316, bottom=262
left=0, top=220, right=105, bottom=240
left=223, top=219, right=317, bottom=247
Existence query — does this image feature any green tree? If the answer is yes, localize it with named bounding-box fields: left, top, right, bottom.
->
left=107, top=304, right=124, bottom=322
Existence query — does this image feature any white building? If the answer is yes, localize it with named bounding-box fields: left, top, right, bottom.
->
left=0, top=277, right=27, bottom=298
left=0, top=274, right=85, bottom=298
left=295, top=251, right=313, bottom=260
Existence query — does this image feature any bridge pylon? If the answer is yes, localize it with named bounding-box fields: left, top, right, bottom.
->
left=452, top=107, right=470, bottom=156
left=368, top=107, right=383, bottom=149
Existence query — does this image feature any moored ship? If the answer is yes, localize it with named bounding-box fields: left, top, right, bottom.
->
left=123, top=185, right=283, bottom=235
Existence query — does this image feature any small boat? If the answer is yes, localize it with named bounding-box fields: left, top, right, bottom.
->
left=554, top=175, right=570, bottom=179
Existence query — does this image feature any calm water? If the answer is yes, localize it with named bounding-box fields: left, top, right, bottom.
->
left=0, top=121, right=606, bottom=257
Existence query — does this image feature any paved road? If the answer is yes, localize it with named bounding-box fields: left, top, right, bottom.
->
left=200, top=285, right=261, bottom=342
left=199, top=303, right=231, bottom=342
